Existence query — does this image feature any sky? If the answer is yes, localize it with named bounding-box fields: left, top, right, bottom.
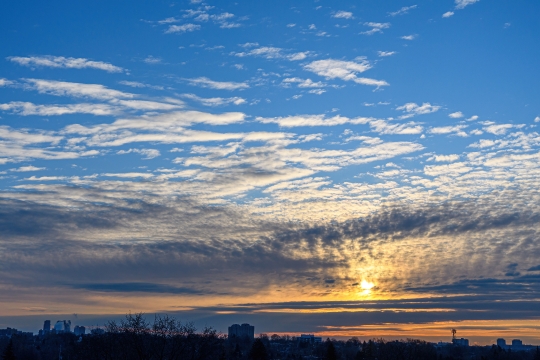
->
left=1, top=0, right=540, bottom=346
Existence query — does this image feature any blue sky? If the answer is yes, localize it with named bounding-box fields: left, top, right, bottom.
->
left=1, top=0, right=540, bottom=345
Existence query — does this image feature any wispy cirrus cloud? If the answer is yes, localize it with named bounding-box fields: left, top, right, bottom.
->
left=233, top=46, right=310, bottom=61
left=388, top=5, right=418, bottom=16
left=455, top=0, right=480, bottom=10
left=183, top=77, right=249, bottom=90
left=7, top=55, right=124, bottom=73
left=181, top=93, right=247, bottom=106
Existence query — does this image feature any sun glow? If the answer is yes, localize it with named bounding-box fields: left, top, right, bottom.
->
left=359, top=279, right=375, bottom=296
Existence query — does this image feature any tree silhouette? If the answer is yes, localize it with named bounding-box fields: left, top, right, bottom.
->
left=534, top=346, right=540, bottom=360
left=324, top=339, right=337, bottom=360
left=1, top=340, right=16, bottom=360
left=248, top=338, right=268, bottom=360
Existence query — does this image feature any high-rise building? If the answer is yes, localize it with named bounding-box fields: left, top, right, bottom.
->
left=299, top=334, right=322, bottom=343
left=43, top=320, right=51, bottom=333
left=452, top=338, right=469, bottom=347
left=54, top=320, right=72, bottom=333
left=497, top=338, right=507, bottom=348
left=74, top=326, right=86, bottom=336
left=512, top=339, right=523, bottom=349
left=228, top=323, right=255, bottom=340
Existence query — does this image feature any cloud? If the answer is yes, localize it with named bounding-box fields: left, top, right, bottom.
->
left=9, top=165, right=46, bottom=172
left=102, top=172, right=154, bottom=178
left=424, top=162, right=472, bottom=176
left=233, top=46, right=310, bottom=61
left=430, top=154, right=460, bottom=162
left=7, top=56, right=124, bottom=73
left=257, top=114, right=373, bottom=127
left=184, top=77, right=249, bottom=90
left=333, top=11, right=354, bottom=19
left=304, top=59, right=389, bottom=87
left=181, top=93, right=246, bottom=106
left=401, top=35, right=417, bottom=40
left=0, top=101, right=119, bottom=116
left=361, top=22, right=390, bottom=35
left=165, top=23, right=201, bottom=34
left=23, top=79, right=134, bottom=100
left=143, top=56, right=162, bottom=64
left=119, top=81, right=164, bottom=90
left=455, top=0, right=480, bottom=10
left=429, top=125, right=468, bottom=137
left=368, top=120, right=423, bottom=135
left=282, top=78, right=326, bottom=88
left=442, top=11, right=455, bottom=18
left=116, top=148, right=161, bottom=159
left=396, top=102, right=440, bottom=116
left=0, top=78, right=14, bottom=87
left=484, top=124, right=514, bottom=135
left=378, top=51, right=397, bottom=57
left=388, top=5, right=418, bottom=16
left=535, top=116, right=540, bottom=123
left=449, top=111, right=464, bottom=118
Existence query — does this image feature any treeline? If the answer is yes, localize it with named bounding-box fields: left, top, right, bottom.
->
left=1, top=313, right=540, bottom=360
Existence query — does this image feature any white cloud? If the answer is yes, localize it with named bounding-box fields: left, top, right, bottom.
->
left=9, top=165, right=46, bottom=172
left=257, top=114, right=374, bottom=127
left=535, top=116, right=540, bottom=123
left=442, top=11, right=455, bottom=18
left=333, top=11, right=354, bottom=19
left=449, top=111, right=464, bottom=118
left=424, top=162, right=472, bottom=176
left=143, top=56, right=162, bottom=64
left=117, top=148, right=161, bottom=159
left=282, top=78, right=326, bottom=88
left=484, top=124, right=514, bottom=135
left=184, top=77, right=249, bottom=90
left=24, top=79, right=134, bottom=100
left=119, top=81, right=164, bottom=90
left=233, top=46, right=309, bottom=61
left=430, top=154, right=460, bottom=162
left=389, top=5, right=418, bottom=16
left=378, top=51, right=397, bottom=57
left=369, top=120, right=423, bottom=135
left=308, top=89, right=326, bottom=95
left=467, top=115, right=479, bottom=121
left=455, top=0, right=480, bottom=10
left=361, top=22, right=390, bottom=35
left=429, top=125, right=468, bottom=137
left=8, top=56, right=124, bottom=73
left=165, top=24, right=201, bottom=34
left=0, top=101, right=119, bottom=116
left=102, top=172, right=154, bottom=178
left=304, top=59, right=389, bottom=87
left=157, top=17, right=180, bottom=24
left=401, top=35, right=417, bottom=40
left=0, top=78, right=14, bottom=87
left=397, top=102, right=440, bottom=116
left=181, top=93, right=246, bottom=106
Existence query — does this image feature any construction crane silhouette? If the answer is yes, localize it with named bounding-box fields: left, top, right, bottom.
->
left=451, top=329, right=457, bottom=340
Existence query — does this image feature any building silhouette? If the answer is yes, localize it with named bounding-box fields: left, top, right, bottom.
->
left=74, top=326, right=86, bottom=336
left=54, top=320, right=71, bottom=333
left=497, top=338, right=507, bottom=348
left=228, top=323, right=254, bottom=340
left=299, top=334, right=322, bottom=343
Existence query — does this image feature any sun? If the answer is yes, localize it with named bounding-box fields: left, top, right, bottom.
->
left=359, top=279, right=375, bottom=296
